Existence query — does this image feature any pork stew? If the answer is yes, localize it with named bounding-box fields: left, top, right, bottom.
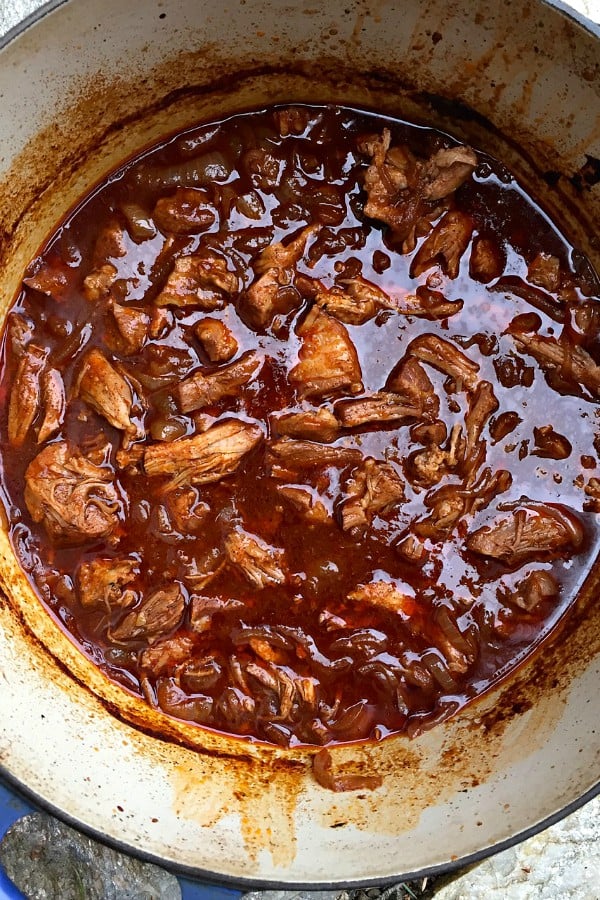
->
left=1, top=104, right=599, bottom=748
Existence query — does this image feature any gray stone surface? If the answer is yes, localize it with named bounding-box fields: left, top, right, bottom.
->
left=0, top=812, right=182, bottom=900
left=0, top=0, right=44, bottom=38
left=242, top=888, right=429, bottom=900
left=432, top=797, right=600, bottom=900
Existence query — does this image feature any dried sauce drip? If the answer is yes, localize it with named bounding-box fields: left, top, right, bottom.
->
left=1, top=104, right=600, bottom=750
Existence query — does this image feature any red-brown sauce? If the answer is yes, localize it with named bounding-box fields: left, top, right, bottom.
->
left=1, top=104, right=600, bottom=748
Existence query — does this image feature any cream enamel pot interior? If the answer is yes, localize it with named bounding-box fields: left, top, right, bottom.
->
left=0, top=0, right=599, bottom=889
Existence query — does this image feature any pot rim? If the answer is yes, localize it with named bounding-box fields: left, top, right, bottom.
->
left=1, top=759, right=598, bottom=891
left=2, top=0, right=599, bottom=53
left=0, top=0, right=599, bottom=890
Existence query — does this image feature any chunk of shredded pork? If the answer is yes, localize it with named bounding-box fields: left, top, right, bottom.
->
left=24, top=442, right=122, bottom=544
left=144, top=419, right=263, bottom=489
left=224, top=531, right=286, bottom=588
left=78, top=558, right=138, bottom=609
left=7, top=344, right=47, bottom=446
left=177, top=351, right=260, bottom=413
left=75, top=349, right=140, bottom=443
left=110, top=583, right=186, bottom=645
left=467, top=504, right=584, bottom=566
left=342, top=458, right=405, bottom=531
left=290, top=305, right=363, bottom=399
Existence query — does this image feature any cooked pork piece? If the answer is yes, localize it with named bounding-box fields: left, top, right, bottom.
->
left=409, top=423, right=464, bottom=487
left=276, top=486, right=331, bottom=523
left=467, top=503, right=584, bottom=566
left=290, top=305, right=363, bottom=399
left=335, top=391, right=422, bottom=429
left=315, top=276, right=393, bottom=325
left=421, top=146, right=479, bottom=202
left=240, top=266, right=301, bottom=329
left=527, top=253, right=561, bottom=293
left=224, top=530, right=286, bottom=588
left=24, top=441, right=122, bottom=544
left=110, top=583, right=186, bottom=644
left=111, top=302, right=150, bottom=354
left=182, top=547, right=225, bottom=591
left=92, top=219, right=128, bottom=267
left=190, top=595, right=244, bottom=633
left=144, top=419, right=263, bottom=489
left=273, top=106, right=312, bottom=136
left=415, top=467, right=512, bottom=540
left=83, top=263, right=118, bottom=302
left=461, top=380, right=499, bottom=477
left=273, top=408, right=340, bottom=443
left=7, top=344, right=47, bottom=446
left=75, top=349, right=140, bottom=443
left=78, top=557, right=138, bottom=609
left=410, top=210, right=473, bottom=279
left=152, top=187, right=216, bottom=234
left=342, top=458, right=405, bottom=531
left=360, top=130, right=418, bottom=234
left=407, top=333, right=480, bottom=391
left=177, top=350, right=260, bottom=413
left=194, top=318, right=239, bottom=363
left=37, top=369, right=66, bottom=444
left=241, top=224, right=319, bottom=328
left=469, top=235, right=505, bottom=283
left=398, top=287, right=464, bottom=319
left=513, top=332, right=600, bottom=397
left=254, top=224, right=319, bottom=275
left=348, top=581, right=417, bottom=616
left=386, top=356, right=440, bottom=418
left=23, top=261, right=71, bottom=303
left=266, top=438, right=362, bottom=478
left=6, top=312, right=33, bottom=358
left=361, top=129, right=476, bottom=247
left=165, top=486, right=210, bottom=534
left=82, top=219, right=128, bottom=300
left=149, top=306, right=174, bottom=339
left=154, top=253, right=239, bottom=309
left=139, top=635, right=195, bottom=677
left=507, top=569, right=560, bottom=612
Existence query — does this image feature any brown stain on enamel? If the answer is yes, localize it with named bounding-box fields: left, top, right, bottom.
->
left=170, top=755, right=301, bottom=868
left=0, top=0, right=599, bottom=880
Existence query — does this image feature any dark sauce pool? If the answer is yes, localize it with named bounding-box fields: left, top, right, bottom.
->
left=1, top=104, right=600, bottom=748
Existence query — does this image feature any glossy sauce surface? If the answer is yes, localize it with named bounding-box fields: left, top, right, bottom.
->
left=1, top=105, right=600, bottom=748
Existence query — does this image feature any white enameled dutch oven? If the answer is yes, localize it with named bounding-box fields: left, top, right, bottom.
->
left=0, top=0, right=598, bottom=890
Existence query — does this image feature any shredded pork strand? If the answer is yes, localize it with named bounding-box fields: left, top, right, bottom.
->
left=224, top=530, right=286, bottom=588
left=266, top=438, right=362, bottom=478
left=144, top=419, right=263, bottom=489
left=7, top=344, right=47, bottom=447
left=177, top=351, right=260, bottom=413
left=407, top=333, right=480, bottom=391
left=514, top=332, right=600, bottom=397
